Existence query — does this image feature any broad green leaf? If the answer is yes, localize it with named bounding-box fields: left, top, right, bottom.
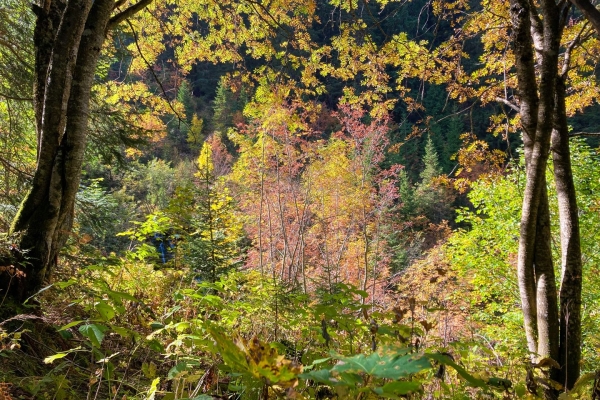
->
left=338, top=371, right=363, bottom=386
left=106, top=290, right=138, bottom=302
left=174, top=322, right=191, bottom=332
left=207, top=328, right=249, bottom=372
left=298, top=369, right=334, bottom=384
left=55, top=279, right=78, bottom=289
left=376, top=380, right=422, bottom=396
left=110, top=325, right=136, bottom=339
left=95, top=300, right=116, bottom=321
left=142, top=362, right=158, bottom=379
left=79, top=324, right=108, bottom=348
left=147, top=339, right=165, bottom=352
left=168, top=362, right=188, bottom=379
left=332, top=348, right=431, bottom=379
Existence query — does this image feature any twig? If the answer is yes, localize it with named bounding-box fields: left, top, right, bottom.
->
left=125, top=19, right=187, bottom=127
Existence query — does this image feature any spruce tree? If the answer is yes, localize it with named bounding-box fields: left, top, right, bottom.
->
left=416, top=135, right=453, bottom=224
left=420, top=135, right=441, bottom=183
left=212, top=78, right=232, bottom=135
left=177, top=80, right=195, bottom=123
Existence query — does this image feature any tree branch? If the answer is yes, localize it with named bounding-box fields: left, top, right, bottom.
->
left=569, top=131, right=600, bottom=137
left=495, top=96, right=521, bottom=112
left=108, top=0, right=153, bottom=29
left=570, top=0, right=600, bottom=36
left=125, top=19, right=186, bottom=127
left=0, top=92, right=32, bottom=101
left=561, top=22, right=592, bottom=77
left=529, top=0, right=544, bottom=47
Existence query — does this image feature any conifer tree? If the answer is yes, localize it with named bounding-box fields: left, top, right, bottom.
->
left=420, top=135, right=441, bottom=184
left=177, top=80, right=195, bottom=123
left=442, top=108, right=463, bottom=171
left=416, top=135, right=452, bottom=224
left=397, top=169, right=416, bottom=219
left=212, top=79, right=233, bottom=135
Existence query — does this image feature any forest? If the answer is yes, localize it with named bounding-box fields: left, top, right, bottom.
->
left=1, top=0, right=600, bottom=398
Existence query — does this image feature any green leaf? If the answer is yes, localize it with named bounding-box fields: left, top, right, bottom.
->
left=298, top=369, right=334, bottom=384
left=142, top=362, right=158, bottom=379
left=95, top=301, right=116, bottom=321
left=207, top=327, right=249, bottom=373
left=302, top=357, right=331, bottom=371
left=150, top=322, right=165, bottom=330
left=570, top=372, right=597, bottom=394
left=58, top=320, right=84, bottom=331
left=44, top=352, right=70, bottom=364
left=332, top=348, right=431, bottom=379
left=351, top=288, right=369, bottom=298
left=377, top=380, right=422, bottom=396
left=147, top=377, right=160, bottom=400
left=106, top=290, right=138, bottom=303
left=426, top=353, right=485, bottom=387
left=43, top=346, right=82, bottom=364
left=146, top=339, right=165, bottom=352
left=110, top=325, right=135, bottom=339
left=168, top=362, right=188, bottom=379
left=338, top=372, right=363, bottom=386
left=79, top=324, right=108, bottom=347
left=173, top=322, right=191, bottom=332
left=55, top=279, right=78, bottom=289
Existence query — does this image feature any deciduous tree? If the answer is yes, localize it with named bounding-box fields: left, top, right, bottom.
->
left=3, top=0, right=153, bottom=302
left=438, top=0, right=600, bottom=390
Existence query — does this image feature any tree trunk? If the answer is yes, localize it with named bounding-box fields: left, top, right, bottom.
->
left=534, top=186, right=559, bottom=367
left=552, top=76, right=582, bottom=390
left=510, top=0, right=587, bottom=390
left=5, top=0, right=115, bottom=301
left=511, top=0, right=563, bottom=388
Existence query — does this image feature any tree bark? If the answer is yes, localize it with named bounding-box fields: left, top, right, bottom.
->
left=5, top=0, right=116, bottom=301
left=552, top=76, right=582, bottom=390
left=511, top=0, right=563, bottom=388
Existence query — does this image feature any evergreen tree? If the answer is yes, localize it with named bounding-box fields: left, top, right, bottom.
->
left=177, top=80, right=195, bottom=123
left=442, top=108, right=463, bottom=172
left=184, top=138, right=243, bottom=282
left=212, top=78, right=233, bottom=135
left=420, top=135, right=441, bottom=183
left=397, top=168, right=416, bottom=219
left=415, top=135, right=453, bottom=224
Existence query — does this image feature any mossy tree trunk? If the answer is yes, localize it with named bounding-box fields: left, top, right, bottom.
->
left=1, top=0, right=152, bottom=305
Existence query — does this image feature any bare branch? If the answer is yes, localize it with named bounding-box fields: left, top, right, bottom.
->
left=495, top=96, right=521, bottom=112
left=569, top=131, right=600, bottom=137
left=108, top=0, right=153, bottom=29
